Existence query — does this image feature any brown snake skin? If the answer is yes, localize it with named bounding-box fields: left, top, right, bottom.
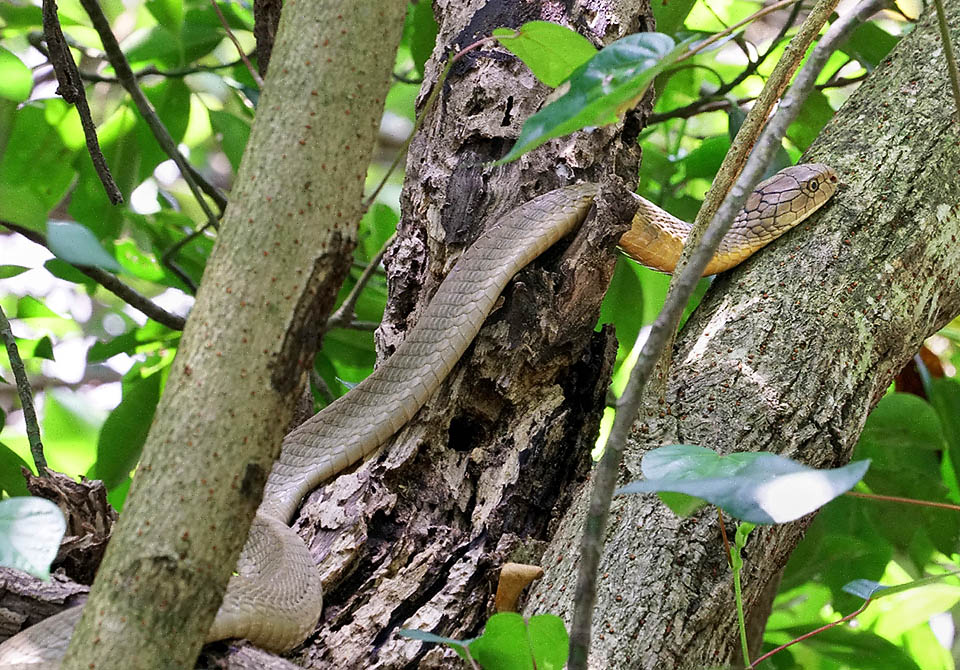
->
left=0, top=164, right=838, bottom=667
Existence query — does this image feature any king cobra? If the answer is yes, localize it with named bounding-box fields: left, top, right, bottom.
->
left=0, top=163, right=837, bottom=667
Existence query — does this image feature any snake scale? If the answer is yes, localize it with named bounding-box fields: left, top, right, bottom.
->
left=0, top=163, right=838, bottom=667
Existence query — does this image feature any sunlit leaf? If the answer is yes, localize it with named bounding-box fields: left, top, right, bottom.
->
left=494, top=21, right=597, bottom=87
left=497, top=32, right=682, bottom=164
left=617, top=444, right=871, bottom=524
left=0, top=46, right=32, bottom=102
left=0, top=497, right=66, bottom=579
left=46, top=221, right=123, bottom=272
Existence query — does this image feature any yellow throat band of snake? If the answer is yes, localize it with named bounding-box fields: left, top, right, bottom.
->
left=0, top=163, right=838, bottom=667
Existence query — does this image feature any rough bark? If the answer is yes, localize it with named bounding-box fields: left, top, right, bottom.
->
left=59, top=3, right=405, bottom=668
left=531, top=5, right=960, bottom=668
left=272, top=1, right=650, bottom=668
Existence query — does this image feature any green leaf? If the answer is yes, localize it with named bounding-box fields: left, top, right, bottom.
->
left=494, top=22, right=598, bottom=87
left=497, top=32, right=681, bottom=164
left=844, top=570, right=960, bottom=602
left=146, top=0, right=183, bottom=35
left=403, top=0, right=438, bottom=76
left=843, top=20, right=899, bottom=69
left=0, top=47, right=32, bottom=102
left=617, top=445, right=871, bottom=524
left=0, top=497, right=66, bottom=580
left=15, top=295, right=61, bottom=319
left=0, top=442, right=31, bottom=497
left=94, top=370, right=164, bottom=489
left=653, top=0, right=697, bottom=35
left=0, top=103, right=77, bottom=228
left=0, top=265, right=29, bottom=278
left=32, top=335, right=55, bottom=361
left=785, top=90, right=834, bottom=151
left=208, top=110, right=251, bottom=173
left=43, top=259, right=96, bottom=287
left=46, top=221, right=123, bottom=272
left=858, top=392, right=947, bottom=451
left=469, top=613, right=568, bottom=670
left=766, top=625, right=924, bottom=670
left=928, top=378, right=960, bottom=492
left=682, top=135, right=729, bottom=180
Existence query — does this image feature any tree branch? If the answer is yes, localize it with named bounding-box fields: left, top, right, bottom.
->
left=0, top=223, right=187, bottom=331
left=74, top=0, right=228, bottom=217
left=567, top=0, right=842, bottom=666
left=41, top=0, right=122, bottom=205
left=0, top=305, right=47, bottom=474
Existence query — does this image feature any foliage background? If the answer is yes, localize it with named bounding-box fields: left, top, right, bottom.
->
left=1, top=0, right=959, bottom=667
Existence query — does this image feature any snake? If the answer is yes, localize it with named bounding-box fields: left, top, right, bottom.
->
left=0, top=163, right=838, bottom=667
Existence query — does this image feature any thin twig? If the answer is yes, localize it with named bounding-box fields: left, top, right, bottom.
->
left=654, top=0, right=804, bottom=123
left=934, top=0, right=960, bottom=120
left=846, top=490, right=960, bottom=511
left=648, top=73, right=867, bottom=124
left=209, top=0, right=264, bottom=89
left=0, top=305, right=48, bottom=474
left=41, top=0, right=122, bottom=205
left=324, top=234, right=394, bottom=333
left=80, top=59, right=247, bottom=83
left=752, top=0, right=893, bottom=167
left=679, top=0, right=802, bottom=63
left=748, top=598, right=872, bottom=668
left=76, top=0, right=226, bottom=220
left=1, top=222, right=187, bottom=331
left=160, top=225, right=213, bottom=294
left=566, top=1, right=841, bottom=666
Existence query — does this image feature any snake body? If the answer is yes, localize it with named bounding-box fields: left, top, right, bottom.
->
left=0, top=164, right=837, bottom=666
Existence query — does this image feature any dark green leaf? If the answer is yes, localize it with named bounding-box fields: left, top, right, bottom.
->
left=653, top=0, right=697, bottom=36
left=43, top=259, right=97, bottom=287
left=683, top=135, right=729, bottom=180
left=858, top=392, right=946, bottom=451
left=0, top=497, right=66, bottom=579
left=766, top=625, right=923, bottom=670
left=494, top=21, right=597, bottom=87
left=928, top=378, right=960, bottom=495
left=0, top=442, right=30, bottom=497
left=403, top=0, right=438, bottom=76
left=46, top=221, right=123, bottom=272
left=497, top=33, right=681, bottom=164
left=785, top=90, right=834, bottom=151
left=33, top=335, right=55, bottom=361
left=842, top=21, right=899, bottom=69
left=94, top=370, right=164, bottom=489
left=617, top=445, right=870, bottom=524
left=0, top=265, right=29, bottom=278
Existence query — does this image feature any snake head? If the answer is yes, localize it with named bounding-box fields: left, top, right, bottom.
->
left=776, top=163, right=840, bottom=204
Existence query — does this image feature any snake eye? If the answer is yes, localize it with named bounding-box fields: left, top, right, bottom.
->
left=807, top=178, right=819, bottom=192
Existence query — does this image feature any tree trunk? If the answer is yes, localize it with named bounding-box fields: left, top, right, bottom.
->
left=59, top=3, right=405, bottom=668
left=276, top=1, right=650, bottom=668
left=531, top=4, right=960, bottom=668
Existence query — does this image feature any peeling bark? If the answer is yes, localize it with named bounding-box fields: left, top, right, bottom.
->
left=531, top=5, right=960, bottom=668
left=283, top=1, right=650, bottom=668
